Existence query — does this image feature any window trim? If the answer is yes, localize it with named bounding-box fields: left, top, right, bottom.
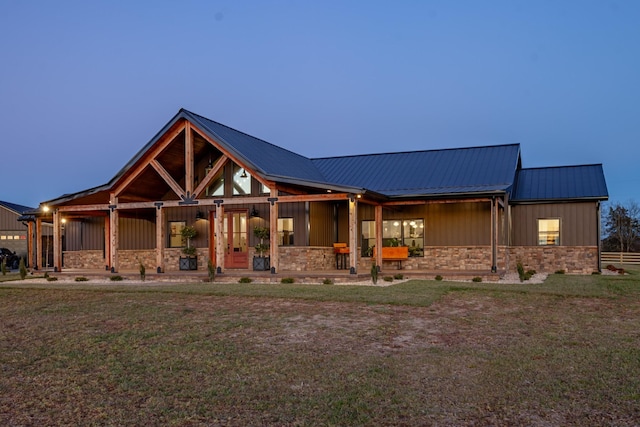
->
left=537, top=218, right=561, bottom=246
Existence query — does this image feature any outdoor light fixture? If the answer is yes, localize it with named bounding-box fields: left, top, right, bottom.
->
left=195, top=210, right=205, bottom=220
left=250, top=206, right=260, bottom=218
left=240, top=169, right=248, bottom=178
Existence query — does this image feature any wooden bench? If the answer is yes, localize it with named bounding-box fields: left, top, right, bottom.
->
left=381, top=246, right=409, bottom=269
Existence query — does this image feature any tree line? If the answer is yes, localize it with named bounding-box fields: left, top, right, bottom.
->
left=602, top=201, right=640, bottom=252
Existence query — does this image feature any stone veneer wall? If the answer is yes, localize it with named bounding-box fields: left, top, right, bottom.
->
left=63, top=250, right=105, bottom=269
left=507, top=246, right=599, bottom=274
left=163, top=248, right=210, bottom=272
left=277, top=246, right=336, bottom=271
left=358, top=246, right=506, bottom=272
left=118, top=250, right=157, bottom=271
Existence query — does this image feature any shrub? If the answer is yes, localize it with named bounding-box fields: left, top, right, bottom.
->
left=370, top=261, right=378, bottom=284
left=526, top=269, right=536, bottom=276
left=75, top=277, right=89, bottom=282
left=592, top=271, right=602, bottom=275
left=472, top=276, right=482, bottom=282
left=139, top=261, right=146, bottom=281
left=322, top=278, right=333, bottom=285
left=555, top=269, right=565, bottom=275
left=1, top=259, right=6, bottom=276
left=394, top=273, right=404, bottom=280
left=46, top=276, right=58, bottom=282
left=435, top=275, right=443, bottom=281
left=110, top=275, right=123, bottom=281
left=239, top=277, right=252, bottom=283
left=383, top=276, right=393, bottom=282
left=281, top=277, right=295, bottom=284
left=19, top=258, right=27, bottom=280
left=517, top=262, right=525, bottom=282
left=618, top=268, right=625, bottom=275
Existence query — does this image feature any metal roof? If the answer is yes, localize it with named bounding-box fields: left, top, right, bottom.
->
left=0, top=200, right=34, bottom=215
left=511, top=164, right=608, bottom=202
left=312, top=144, right=521, bottom=197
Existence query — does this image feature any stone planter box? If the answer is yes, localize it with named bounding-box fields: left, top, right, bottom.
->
left=253, top=256, right=270, bottom=271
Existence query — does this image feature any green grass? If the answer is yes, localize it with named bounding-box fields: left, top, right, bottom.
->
left=1, top=268, right=639, bottom=425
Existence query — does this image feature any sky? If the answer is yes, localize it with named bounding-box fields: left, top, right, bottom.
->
left=1, top=0, right=638, bottom=209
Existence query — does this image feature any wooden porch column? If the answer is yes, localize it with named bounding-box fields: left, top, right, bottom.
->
left=35, top=217, right=43, bottom=270
left=269, top=196, right=279, bottom=274
left=491, top=197, right=498, bottom=273
left=27, top=221, right=34, bottom=269
left=104, top=215, right=110, bottom=271
left=375, top=204, right=383, bottom=270
left=348, top=196, right=358, bottom=274
left=155, top=204, right=165, bottom=273
left=214, top=203, right=224, bottom=274
left=109, top=204, right=119, bottom=273
left=53, top=209, right=62, bottom=272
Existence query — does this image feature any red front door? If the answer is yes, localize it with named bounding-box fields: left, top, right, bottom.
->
left=224, top=211, right=248, bottom=269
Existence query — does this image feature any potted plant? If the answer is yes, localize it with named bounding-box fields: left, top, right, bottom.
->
left=179, top=225, right=198, bottom=270
left=253, top=226, right=270, bottom=271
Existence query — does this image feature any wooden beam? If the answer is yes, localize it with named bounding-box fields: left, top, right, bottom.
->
left=382, top=197, right=492, bottom=206
left=109, top=194, right=119, bottom=273
left=375, top=204, right=383, bottom=269
left=215, top=204, right=224, bottom=274
left=104, top=216, right=110, bottom=271
left=194, top=155, right=228, bottom=198
left=27, top=221, right=34, bottom=269
left=56, top=204, right=111, bottom=212
left=53, top=210, right=62, bottom=272
left=348, top=198, right=358, bottom=274
left=269, top=196, right=279, bottom=273
left=150, top=159, right=186, bottom=200
left=155, top=206, right=165, bottom=273
left=113, top=121, right=187, bottom=197
left=185, top=122, right=194, bottom=196
left=36, top=217, right=43, bottom=269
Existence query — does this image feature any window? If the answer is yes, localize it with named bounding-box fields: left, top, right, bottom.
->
left=278, top=218, right=294, bottom=245
left=207, top=172, right=224, bottom=197
left=361, top=219, right=424, bottom=257
left=260, top=182, right=271, bottom=194
left=538, top=219, right=560, bottom=245
left=169, top=221, right=186, bottom=247
left=233, top=165, right=251, bottom=195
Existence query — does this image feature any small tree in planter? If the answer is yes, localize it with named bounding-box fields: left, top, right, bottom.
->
left=180, top=225, right=198, bottom=270
left=253, top=226, right=270, bottom=271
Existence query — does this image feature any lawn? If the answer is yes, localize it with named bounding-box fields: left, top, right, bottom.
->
left=1, top=268, right=639, bottom=426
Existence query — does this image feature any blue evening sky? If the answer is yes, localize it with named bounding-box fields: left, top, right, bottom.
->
left=1, top=1, right=638, bottom=209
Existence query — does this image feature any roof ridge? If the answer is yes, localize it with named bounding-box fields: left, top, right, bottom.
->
left=311, top=143, right=520, bottom=161
left=182, top=109, right=313, bottom=162
left=519, top=163, right=603, bottom=171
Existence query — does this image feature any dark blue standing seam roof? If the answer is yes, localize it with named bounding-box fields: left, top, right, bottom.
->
left=184, top=110, right=328, bottom=183
left=312, top=144, right=521, bottom=197
left=0, top=200, right=34, bottom=214
left=511, top=164, right=608, bottom=201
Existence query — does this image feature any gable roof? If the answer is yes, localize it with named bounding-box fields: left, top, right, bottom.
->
left=511, top=164, right=608, bottom=202
left=0, top=200, right=34, bottom=215
left=41, top=108, right=606, bottom=206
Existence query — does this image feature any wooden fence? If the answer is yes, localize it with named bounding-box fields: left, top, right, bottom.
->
left=601, top=252, right=640, bottom=265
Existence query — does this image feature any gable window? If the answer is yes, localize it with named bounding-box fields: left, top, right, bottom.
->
left=278, top=218, right=294, bottom=245
left=260, top=182, right=271, bottom=195
left=233, top=165, right=251, bottom=195
left=169, top=221, right=185, bottom=247
left=538, top=219, right=560, bottom=245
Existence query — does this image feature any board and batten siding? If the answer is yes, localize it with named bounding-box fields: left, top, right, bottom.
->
left=510, top=202, right=599, bottom=246
left=64, top=217, right=104, bottom=251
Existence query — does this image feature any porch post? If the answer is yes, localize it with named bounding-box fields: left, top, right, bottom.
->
left=109, top=200, right=119, bottom=273
left=375, top=204, right=383, bottom=270
left=53, top=209, right=62, bottom=272
left=269, top=196, right=279, bottom=274
left=348, top=196, right=358, bottom=274
left=27, top=221, right=34, bottom=268
left=214, top=202, right=224, bottom=274
left=491, top=197, right=497, bottom=273
left=155, top=203, right=165, bottom=273
left=35, top=217, right=43, bottom=270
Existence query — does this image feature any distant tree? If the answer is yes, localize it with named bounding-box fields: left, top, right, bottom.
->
left=603, top=201, right=640, bottom=252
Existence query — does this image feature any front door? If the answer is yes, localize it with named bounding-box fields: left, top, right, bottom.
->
left=224, top=211, right=248, bottom=268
